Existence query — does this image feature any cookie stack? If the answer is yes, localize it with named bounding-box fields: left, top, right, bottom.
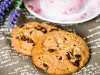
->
left=11, top=22, right=90, bottom=75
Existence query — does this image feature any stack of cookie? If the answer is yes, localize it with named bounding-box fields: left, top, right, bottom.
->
left=11, top=22, right=90, bottom=75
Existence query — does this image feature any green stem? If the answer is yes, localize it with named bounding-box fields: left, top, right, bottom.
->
left=16, top=0, right=23, bottom=10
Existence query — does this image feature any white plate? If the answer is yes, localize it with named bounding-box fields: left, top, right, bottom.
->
left=24, top=0, right=100, bottom=24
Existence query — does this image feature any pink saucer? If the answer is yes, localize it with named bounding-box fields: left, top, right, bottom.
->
left=24, top=0, right=100, bottom=24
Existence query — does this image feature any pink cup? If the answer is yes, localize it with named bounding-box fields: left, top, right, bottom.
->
left=40, top=0, right=87, bottom=20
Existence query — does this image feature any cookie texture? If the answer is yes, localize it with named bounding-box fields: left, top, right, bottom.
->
left=11, top=22, right=60, bottom=56
left=32, top=31, right=89, bottom=75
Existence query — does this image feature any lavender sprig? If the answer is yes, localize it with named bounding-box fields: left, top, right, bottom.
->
left=7, top=0, right=23, bottom=27
left=1, top=0, right=13, bottom=9
left=0, top=0, right=13, bottom=21
left=8, top=9, right=20, bottom=27
left=0, top=5, right=4, bottom=21
left=3, top=0, right=13, bottom=8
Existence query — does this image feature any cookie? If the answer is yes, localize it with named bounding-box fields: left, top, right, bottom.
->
left=32, top=31, right=89, bottom=75
left=11, top=22, right=61, bottom=56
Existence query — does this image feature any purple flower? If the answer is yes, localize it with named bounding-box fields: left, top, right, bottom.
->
left=3, top=0, right=13, bottom=8
left=0, top=0, right=13, bottom=10
left=0, top=10, right=4, bottom=21
left=0, top=6, right=4, bottom=21
left=0, top=0, right=13, bottom=21
left=8, top=9, right=20, bottom=27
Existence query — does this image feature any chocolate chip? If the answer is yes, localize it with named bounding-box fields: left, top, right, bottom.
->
left=73, top=60, right=80, bottom=67
left=62, top=70, right=65, bottom=71
left=43, top=63, right=49, bottom=70
left=49, top=28, right=59, bottom=32
left=35, top=26, right=47, bottom=34
left=75, top=55, right=81, bottom=59
left=19, top=25, right=24, bottom=28
left=38, top=57, right=41, bottom=59
left=16, top=36, right=19, bottom=39
left=56, top=56, right=59, bottom=57
left=48, top=49, right=55, bottom=52
left=25, top=27, right=30, bottom=29
left=21, top=36, right=27, bottom=41
left=41, top=28, right=47, bottom=34
left=16, top=34, right=23, bottom=39
left=59, top=57, right=62, bottom=60
left=34, top=26, right=41, bottom=30
left=32, top=43, right=35, bottom=46
left=67, top=68, right=69, bottom=70
left=66, top=52, right=71, bottom=60
left=24, top=49, right=27, bottom=50
left=30, top=31, right=33, bottom=35
left=27, top=38, right=34, bottom=43
left=20, top=36, right=35, bottom=44
left=64, top=37, right=67, bottom=40
left=73, top=44, right=76, bottom=46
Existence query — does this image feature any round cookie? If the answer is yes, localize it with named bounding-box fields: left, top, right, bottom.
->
left=11, top=22, right=61, bottom=56
left=32, top=31, right=89, bottom=75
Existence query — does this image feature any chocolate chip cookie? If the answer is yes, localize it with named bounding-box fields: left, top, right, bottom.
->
left=32, top=31, right=89, bottom=75
left=11, top=22, right=60, bottom=56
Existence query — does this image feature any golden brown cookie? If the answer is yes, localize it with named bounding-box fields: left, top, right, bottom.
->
left=32, top=31, right=89, bottom=75
left=11, top=22, right=61, bottom=56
